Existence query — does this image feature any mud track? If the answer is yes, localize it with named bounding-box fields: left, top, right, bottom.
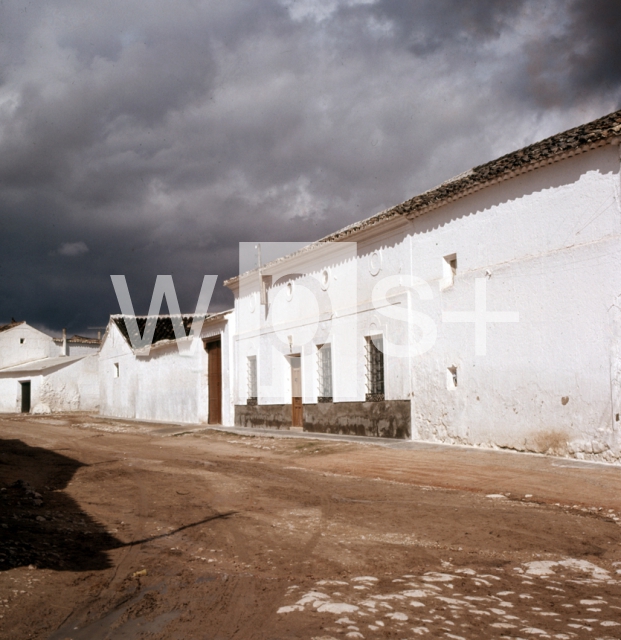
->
left=1, top=413, right=621, bottom=639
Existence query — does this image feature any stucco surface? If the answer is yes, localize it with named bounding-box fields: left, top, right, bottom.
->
left=0, top=324, right=57, bottom=369
left=98, top=316, right=235, bottom=425
left=0, top=355, right=99, bottom=414
left=229, top=142, right=621, bottom=462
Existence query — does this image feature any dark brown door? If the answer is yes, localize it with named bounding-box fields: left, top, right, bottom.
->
left=20, top=381, right=31, bottom=413
left=290, top=355, right=303, bottom=427
left=206, top=339, right=222, bottom=424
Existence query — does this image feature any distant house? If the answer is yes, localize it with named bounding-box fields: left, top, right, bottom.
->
left=98, top=311, right=234, bottom=425
left=0, top=321, right=100, bottom=414
left=52, top=334, right=101, bottom=357
left=225, top=109, right=621, bottom=463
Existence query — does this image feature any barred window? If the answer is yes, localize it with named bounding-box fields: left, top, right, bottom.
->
left=247, top=356, right=257, bottom=404
left=366, top=336, right=384, bottom=401
left=317, top=344, right=333, bottom=402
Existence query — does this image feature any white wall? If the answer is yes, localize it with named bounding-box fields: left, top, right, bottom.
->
left=99, top=317, right=235, bottom=425
left=0, top=377, right=30, bottom=413
left=38, top=356, right=100, bottom=412
left=66, top=343, right=100, bottom=357
left=98, top=323, right=137, bottom=419
left=0, top=324, right=56, bottom=369
left=233, top=226, right=416, bottom=407
left=407, top=143, right=621, bottom=461
left=231, top=142, right=621, bottom=462
left=0, top=355, right=99, bottom=414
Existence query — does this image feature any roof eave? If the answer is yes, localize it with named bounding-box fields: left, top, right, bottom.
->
left=225, top=110, right=621, bottom=288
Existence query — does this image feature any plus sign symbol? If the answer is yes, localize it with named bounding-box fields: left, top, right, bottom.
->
left=442, top=278, right=519, bottom=356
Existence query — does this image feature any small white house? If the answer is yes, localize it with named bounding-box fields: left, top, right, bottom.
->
left=98, top=311, right=235, bottom=425
left=53, top=334, right=102, bottom=357
left=0, top=321, right=100, bottom=414
left=226, top=109, right=621, bottom=463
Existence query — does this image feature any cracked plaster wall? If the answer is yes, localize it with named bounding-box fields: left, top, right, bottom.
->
left=409, top=143, right=621, bottom=463
left=232, top=143, right=621, bottom=462
left=98, top=319, right=235, bottom=426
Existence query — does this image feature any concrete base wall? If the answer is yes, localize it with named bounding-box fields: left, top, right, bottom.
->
left=235, top=400, right=411, bottom=438
left=304, top=400, right=411, bottom=438
left=235, top=403, right=293, bottom=430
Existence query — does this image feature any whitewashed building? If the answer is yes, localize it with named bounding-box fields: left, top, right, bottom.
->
left=226, top=109, right=621, bottom=463
left=0, top=321, right=100, bottom=414
left=53, top=334, right=101, bottom=357
left=98, top=311, right=235, bottom=425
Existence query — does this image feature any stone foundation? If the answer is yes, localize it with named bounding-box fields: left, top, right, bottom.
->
left=235, top=403, right=292, bottom=430
left=235, top=399, right=411, bottom=439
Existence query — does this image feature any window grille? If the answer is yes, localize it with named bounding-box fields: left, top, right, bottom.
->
left=247, top=356, right=257, bottom=405
left=317, top=344, right=333, bottom=402
left=366, top=336, right=384, bottom=401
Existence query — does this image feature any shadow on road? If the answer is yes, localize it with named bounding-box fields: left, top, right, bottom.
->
left=0, top=438, right=122, bottom=572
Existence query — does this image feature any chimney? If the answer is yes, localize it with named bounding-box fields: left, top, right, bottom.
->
left=62, top=328, right=67, bottom=356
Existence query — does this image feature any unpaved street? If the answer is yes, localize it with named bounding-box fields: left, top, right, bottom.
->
left=2, top=414, right=621, bottom=639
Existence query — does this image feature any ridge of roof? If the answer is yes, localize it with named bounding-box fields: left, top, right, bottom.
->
left=52, top=335, right=101, bottom=345
left=326, top=108, right=621, bottom=236
left=225, top=109, right=621, bottom=287
left=0, top=321, right=25, bottom=334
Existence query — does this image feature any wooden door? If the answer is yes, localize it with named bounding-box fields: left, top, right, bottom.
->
left=290, top=355, right=303, bottom=427
left=20, top=381, right=31, bottom=413
left=206, top=339, right=222, bottom=424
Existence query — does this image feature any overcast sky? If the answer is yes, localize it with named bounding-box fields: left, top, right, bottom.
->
left=1, top=0, right=620, bottom=335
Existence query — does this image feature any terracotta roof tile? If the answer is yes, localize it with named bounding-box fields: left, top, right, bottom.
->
left=68, top=335, right=101, bottom=344
left=52, top=335, right=101, bottom=345
left=0, top=321, right=24, bottom=334
left=112, top=315, right=195, bottom=348
left=323, top=109, right=621, bottom=239
left=225, top=109, right=621, bottom=286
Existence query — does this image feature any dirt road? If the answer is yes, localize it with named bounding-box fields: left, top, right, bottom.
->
left=1, top=414, right=621, bottom=639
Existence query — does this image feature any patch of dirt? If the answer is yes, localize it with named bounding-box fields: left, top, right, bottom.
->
left=1, top=413, right=621, bottom=639
left=533, top=429, right=569, bottom=455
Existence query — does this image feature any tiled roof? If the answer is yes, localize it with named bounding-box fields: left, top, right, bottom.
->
left=225, top=109, right=621, bottom=286
left=324, top=108, right=621, bottom=236
left=112, top=315, right=195, bottom=348
left=0, top=321, right=24, bottom=334
left=53, top=335, right=101, bottom=345
left=70, top=335, right=101, bottom=344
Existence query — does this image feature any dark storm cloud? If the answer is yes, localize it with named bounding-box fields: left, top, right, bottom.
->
left=359, top=0, right=528, bottom=54
left=522, top=0, right=621, bottom=107
left=0, top=0, right=619, bottom=335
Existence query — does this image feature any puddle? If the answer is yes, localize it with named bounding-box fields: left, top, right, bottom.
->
left=48, top=583, right=177, bottom=640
